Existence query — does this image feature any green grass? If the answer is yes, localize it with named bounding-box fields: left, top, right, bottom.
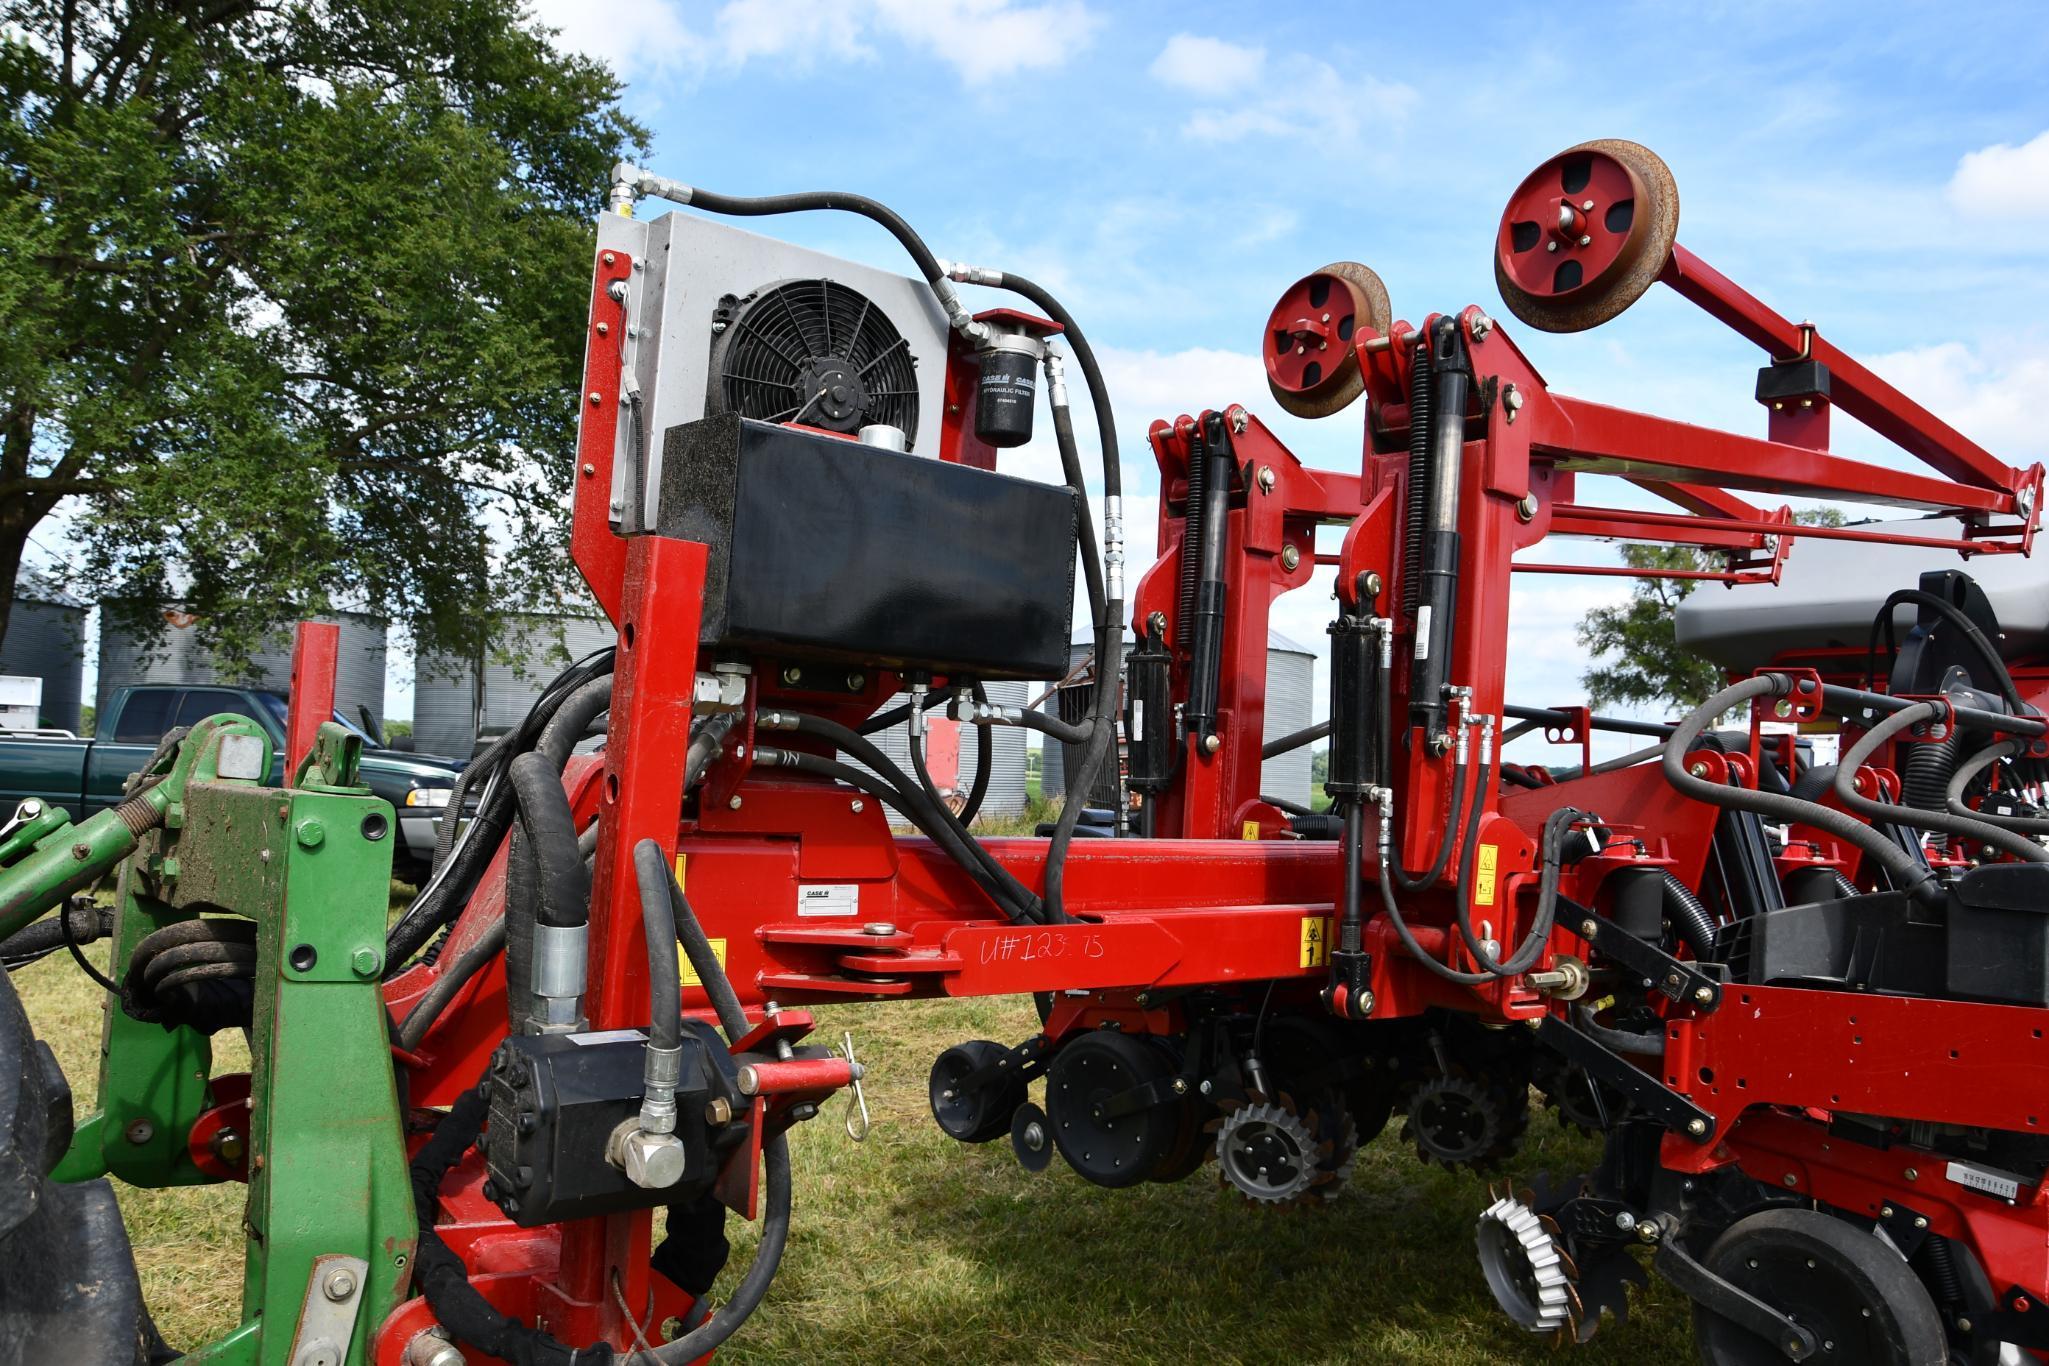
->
left=15, top=925, right=1695, bottom=1364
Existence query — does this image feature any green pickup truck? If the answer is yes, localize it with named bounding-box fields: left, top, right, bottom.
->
left=0, top=683, right=463, bottom=882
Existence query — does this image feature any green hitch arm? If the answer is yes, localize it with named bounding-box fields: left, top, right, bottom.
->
left=0, top=790, right=170, bottom=942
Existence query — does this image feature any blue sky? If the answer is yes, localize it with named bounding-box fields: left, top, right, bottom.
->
left=529, top=0, right=2049, bottom=756
left=36, top=2, right=2049, bottom=745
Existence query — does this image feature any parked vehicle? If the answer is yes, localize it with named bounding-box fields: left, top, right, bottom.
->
left=0, top=684, right=463, bottom=882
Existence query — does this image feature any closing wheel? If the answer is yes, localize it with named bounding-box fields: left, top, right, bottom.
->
left=1262, top=262, right=1393, bottom=418
left=1045, top=1030, right=1177, bottom=1189
left=1692, top=1208, right=1948, bottom=1366
left=1494, top=139, right=1679, bottom=334
left=928, top=1039, right=1025, bottom=1144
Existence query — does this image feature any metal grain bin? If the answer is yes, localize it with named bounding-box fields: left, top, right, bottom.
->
left=411, top=613, right=616, bottom=758
left=1043, top=629, right=1317, bottom=809
left=0, top=574, right=87, bottom=733
left=96, top=603, right=387, bottom=731
left=848, top=678, right=1031, bottom=820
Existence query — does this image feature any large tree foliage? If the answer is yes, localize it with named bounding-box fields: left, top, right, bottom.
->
left=0, top=0, right=646, bottom=665
left=1577, top=508, right=1847, bottom=712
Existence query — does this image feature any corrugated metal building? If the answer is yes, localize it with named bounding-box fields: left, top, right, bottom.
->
left=411, top=613, right=616, bottom=759
left=96, top=604, right=387, bottom=730
left=1043, top=629, right=1318, bottom=807
left=847, top=679, right=1032, bottom=819
left=0, top=574, right=87, bottom=733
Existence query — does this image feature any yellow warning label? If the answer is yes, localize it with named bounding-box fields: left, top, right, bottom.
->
left=1299, top=916, right=1329, bottom=969
left=679, top=938, right=726, bottom=987
left=1475, top=844, right=1499, bottom=907
left=1242, top=820, right=1261, bottom=840
left=674, top=855, right=686, bottom=890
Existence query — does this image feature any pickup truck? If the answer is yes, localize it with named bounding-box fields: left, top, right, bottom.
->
left=0, top=684, right=464, bottom=883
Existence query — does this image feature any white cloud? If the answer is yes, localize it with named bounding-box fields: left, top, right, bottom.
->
left=1947, top=130, right=2049, bottom=221
left=1858, top=338, right=2049, bottom=463
left=529, top=0, right=698, bottom=79
left=531, top=0, right=1097, bottom=87
left=715, top=0, right=873, bottom=65
left=871, top=0, right=1102, bottom=84
left=1148, top=33, right=1415, bottom=144
left=1148, top=34, right=1264, bottom=93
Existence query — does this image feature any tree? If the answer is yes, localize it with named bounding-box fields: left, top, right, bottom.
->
left=0, top=0, right=646, bottom=667
left=1577, top=508, right=1847, bottom=712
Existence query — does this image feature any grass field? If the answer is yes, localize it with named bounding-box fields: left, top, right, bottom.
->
left=14, top=915, right=1698, bottom=1365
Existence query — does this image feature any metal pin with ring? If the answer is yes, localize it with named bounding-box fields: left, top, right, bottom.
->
left=842, top=1031, right=871, bottom=1142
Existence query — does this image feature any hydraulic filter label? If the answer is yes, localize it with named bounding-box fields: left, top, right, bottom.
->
left=1475, top=844, right=1499, bottom=907
left=1300, top=916, right=1329, bottom=969
left=798, top=883, right=860, bottom=917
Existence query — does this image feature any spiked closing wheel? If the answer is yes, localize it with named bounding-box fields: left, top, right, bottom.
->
left=1216, top=1102, right=1319, bottom=1205
left=1494, top=139, right=1679, bottom=334
left=1262, top=262, right=1393, bottom=417
left=1477, top=1194, right=1575, bottom=1335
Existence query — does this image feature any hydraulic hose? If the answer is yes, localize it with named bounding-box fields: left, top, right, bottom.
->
left=1572, top=1001, right=1665, bottom=1057
left=1946, top=739, right=2049, bottom=834
left=507, top=753, right=590, bottom=930
left=1661, top=873, right=1718, bottom=960
left=959, top=682, right=993, bottom=827
left=632, top=842, right=682, bottom=1056
left=1865, top=587, right=2024, bottom=711
left=397, top=919, right=506, bottom=1052
left=536, top=675, right=613, bottom=769
left=1263, top=720, right=1332, bottom=760
left=1663, top=676, right=1941, bottom=905
left=1832, top=704, right=2049, bottom=864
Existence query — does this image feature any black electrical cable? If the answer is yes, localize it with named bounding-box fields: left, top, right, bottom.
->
left=1864, top=587, right=2025, bottom=712
left=1664, top=676, right=1941, bottom=904
left=60, top=901, right=120, bottom=994
left=1832, top=703, right=2049, bottom=864
left=1946, top=739, right=2049, bottom=834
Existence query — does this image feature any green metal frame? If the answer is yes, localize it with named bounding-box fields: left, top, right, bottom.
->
left=19, top=719, right=417, bottom=1365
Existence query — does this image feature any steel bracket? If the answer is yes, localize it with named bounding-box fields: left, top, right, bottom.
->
left=1535, top=1015, right=1715, bottom=1143
left=1654, top=1237, right=1818, bottom=1360
left=1571, top=903, right=1724, bottom=1013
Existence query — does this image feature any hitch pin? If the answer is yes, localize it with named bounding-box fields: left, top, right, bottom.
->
left=841, top=1031, right=871, bottom=1143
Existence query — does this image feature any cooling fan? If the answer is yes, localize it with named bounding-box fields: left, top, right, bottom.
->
left=709, top=278, right=921, bottom=444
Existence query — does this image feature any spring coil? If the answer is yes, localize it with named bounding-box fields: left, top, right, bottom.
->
left=1401, top=340, right=1432, bottom=617
left=1917, top=1234, right=1965, bottom=1307
left=1661, top=872, right=1719, bottom=959
left=1901, top=728, right=1962, bottom=854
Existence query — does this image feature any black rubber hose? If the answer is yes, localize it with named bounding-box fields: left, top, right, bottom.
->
left=398, top=919, right=507, bottom=1052
left=1946, top=740, right=2049, bottom=834
left=781, top=712, right=1042, bottom=919
left=507, top=753, right=591, bottom=929
left=1262, top=793, right=1315, bottom=818
left=1263, top=720, right=1331, bottom=760
left=676, top=186, right=943, bottom=284
left=1865, top=587, right=2024, bottom=711
left=757, top=747, right=1038, bottom=923
left=1572, top=1002, right=1665, bottom=1057
left=1050, top=393, right=1106, bottom=629
left=1661, top=873, right=1718, bottom=959
left=1663, top=676, right=1941, bottom=905
left=1901, top=726, right=1962, bottom=854
left=1833, top=704, right=2049, bottom=864
left=537, top=675, right=613, bottom=769
left=959, top=682, right=992, bottom=827
left=632, top=841, right=682, bottom=1055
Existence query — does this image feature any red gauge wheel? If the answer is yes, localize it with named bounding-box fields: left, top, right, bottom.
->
left=1493, top=139, right=1679, bottom=333
left=1263, top=261, right=1392, bottom=418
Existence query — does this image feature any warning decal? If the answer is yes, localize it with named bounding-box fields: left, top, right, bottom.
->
left=679, top=938, right=727, bottom=988
left=1299, top=916, right=1329, bottom=969
left=1475, top=844, right=1499, bottom=907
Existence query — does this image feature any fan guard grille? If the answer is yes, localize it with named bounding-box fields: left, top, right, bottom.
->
left=712, top=278, right=920, bottom=444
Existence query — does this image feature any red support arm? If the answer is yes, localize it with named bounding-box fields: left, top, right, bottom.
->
left=285, top=621, right=339, bottom=775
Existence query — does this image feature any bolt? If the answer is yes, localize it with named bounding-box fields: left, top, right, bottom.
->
left=1281, top=544, right=1301, bottom=571
left=706, top=1097, right=734, bottom=1125
left=1503, top=385, right=1524, bottom=412
left=581, top=463, right=596, bottom=476
left=1199, top=1079, right=1213, bottom=1096
left=1957, top=1318, right=1973, bottom=1334
left=1022, top=1121, right=1046, bottom=1150
left=1147, top=610, right=1167, bottom=636
left=1257, top=465, right=1276, bottom=493
left=1615, top=1211, right=1636, bottom=1232
left=1582, top=200, right=1595, bottom=212
left=125, top=1119, right=155, bottom=1146
left=1581, top=919, right=1600, bottom=938
left=406, top=1330, right=465, bottom=1366
left=1914, top=1215, right=1928, bottom=1229
left=1470, top=314, right=1492, bottom=341
left=1688, top=762, right=1710, bottom=778
left=1783, top=1172, right=1800, bottom=1187
left=71, top=842, right=90, bottom=861
left=1775, top=699, right=1793, bottom=718
left=1516, top=492, right=1538, bottom=523
left=1578, top=234, right=1592, bottom=247
left=294, top=819, right=325, bottom=849
left=727, top=795, right=743, bottom=811
left=850, top=799, right=865, bottom=814
left=1686, top=1118, right=1708, bottom=1136
left=864, top=922, right=895, bottom=936
left=1881, top=1205, right=1895, bottom=1218
left=1694, top=985, right=1714, bottom=1005
left=846, top=671, right=865, bottom=690
left=1203, top=734, right=1222, bottom=754
left=602, top=251, right=616, bottom=266
left=1172, top=1078, right=1188, bottom=1094
left=1904, top=1167, right=1919, bottom=1181
left=323, top=1267, right=358, bottom=1301
left=588, top=391, right=602, bottom=406
left=351, top=947, right=381, bottom=978
left=1228, top=405, right=1248, bottom=433
left=1637, top=1221, right=1661, bottom=1243
left=1547, top=241, right=1559, bottom=253
left=782, top=665, right=803, bottom=685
